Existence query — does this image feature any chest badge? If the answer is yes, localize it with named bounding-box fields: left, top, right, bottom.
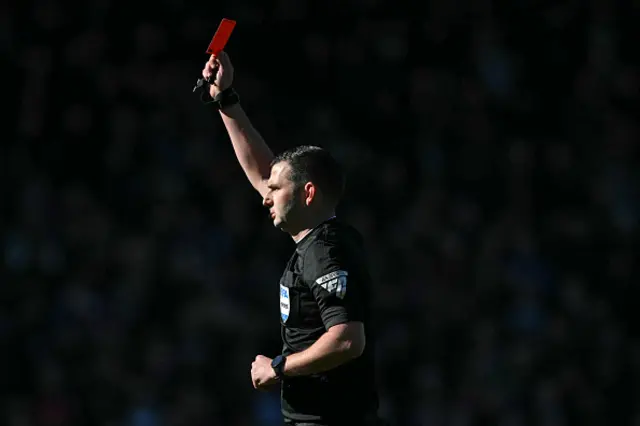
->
left=280, top=284, right=290, bottom=322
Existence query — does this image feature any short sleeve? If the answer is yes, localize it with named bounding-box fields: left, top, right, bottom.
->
left=302, top=238, right=366, bottom=329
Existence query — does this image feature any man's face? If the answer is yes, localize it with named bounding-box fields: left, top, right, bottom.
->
left=264, top=162, right=303, bottom=230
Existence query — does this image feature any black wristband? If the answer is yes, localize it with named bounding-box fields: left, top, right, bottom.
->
left=201, top=86, right=240, bottom=110
left=271, top=355, right=287, bottom=380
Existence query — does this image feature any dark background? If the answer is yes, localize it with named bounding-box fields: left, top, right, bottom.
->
left=2, top=0, right=639, bottom=425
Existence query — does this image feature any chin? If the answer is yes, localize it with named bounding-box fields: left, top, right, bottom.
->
left=273, top=219, right=289, bottom=231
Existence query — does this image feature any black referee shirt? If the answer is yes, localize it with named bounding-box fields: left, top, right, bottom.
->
left=278, top=217, right=379, bottom=423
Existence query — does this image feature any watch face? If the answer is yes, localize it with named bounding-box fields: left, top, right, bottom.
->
left=271, top=356, right=281, bottom=367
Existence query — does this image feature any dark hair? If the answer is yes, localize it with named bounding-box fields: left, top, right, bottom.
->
left=271, top=145, right=346, bottom=206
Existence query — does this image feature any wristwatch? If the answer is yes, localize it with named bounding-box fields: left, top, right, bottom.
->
left=271, top=355, right=287, bottom=380
left=195, top=83, right=240, bottom=110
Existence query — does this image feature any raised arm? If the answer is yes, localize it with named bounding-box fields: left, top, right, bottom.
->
left=203, top=52, right=273, bottom=198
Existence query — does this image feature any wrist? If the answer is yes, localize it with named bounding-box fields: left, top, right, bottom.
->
left=209, top=84, right=227, bottom=98
left=271, top=355, right=287, bottom=380
left=202, top=86, right=240, bottom=110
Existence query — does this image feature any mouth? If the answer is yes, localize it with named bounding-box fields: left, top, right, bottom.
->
left=270, top=211, right=276, bottom=219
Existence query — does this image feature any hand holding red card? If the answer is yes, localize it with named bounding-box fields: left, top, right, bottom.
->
left=192, top=18, right=236, bottom=95
left=203, top=51, right=234, bottom=97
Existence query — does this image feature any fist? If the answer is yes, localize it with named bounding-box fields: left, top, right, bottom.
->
left=202, top=51, right=234, bottom=97
left=250, top=355, right=278, bottom=390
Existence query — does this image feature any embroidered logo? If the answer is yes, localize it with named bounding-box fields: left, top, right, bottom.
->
left=315, top=270, right=348, bottom=299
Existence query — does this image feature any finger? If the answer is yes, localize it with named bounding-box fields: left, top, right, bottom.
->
left=210, top=64, right=221, bottom=81
left=218, top=51, right=232, bottom=70
left=203, top=60, right=217, bottom=77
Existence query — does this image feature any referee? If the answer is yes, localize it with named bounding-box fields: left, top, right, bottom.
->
left=201, top=52, right=384, bottom=426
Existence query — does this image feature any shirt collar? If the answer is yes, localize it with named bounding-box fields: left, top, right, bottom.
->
left=295, top=216, right=337, bottom=250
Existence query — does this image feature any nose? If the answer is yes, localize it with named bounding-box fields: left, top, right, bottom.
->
left=262, top=195, right=272, bottom=208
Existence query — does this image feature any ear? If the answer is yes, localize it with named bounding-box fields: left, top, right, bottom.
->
left=304, top=182, right=316, bottom=206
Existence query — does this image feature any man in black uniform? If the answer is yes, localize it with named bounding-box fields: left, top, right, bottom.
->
left=200, top=52, right=382, bottom=426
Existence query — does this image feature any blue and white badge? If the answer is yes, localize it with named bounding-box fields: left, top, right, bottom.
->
left=280, top=284, right=290, bottom=322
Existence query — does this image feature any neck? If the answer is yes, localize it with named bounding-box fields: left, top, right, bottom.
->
left=289, top=212, right=336, bottom=243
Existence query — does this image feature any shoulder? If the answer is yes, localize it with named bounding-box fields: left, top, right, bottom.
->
left=307, top=219, right=362, bottom=249
left=300, top=220, right=364, bottom=271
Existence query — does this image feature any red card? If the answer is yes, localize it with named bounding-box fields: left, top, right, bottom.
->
left=206, top=19, right=236, bottom=55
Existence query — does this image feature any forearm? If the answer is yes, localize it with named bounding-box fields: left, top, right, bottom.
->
left=283, top=328, right=363, bottom=377
left=219, top=104, right=274, bottom=194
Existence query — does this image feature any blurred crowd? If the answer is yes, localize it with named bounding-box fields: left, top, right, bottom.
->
left=3, top=0, right=639, bottom=425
